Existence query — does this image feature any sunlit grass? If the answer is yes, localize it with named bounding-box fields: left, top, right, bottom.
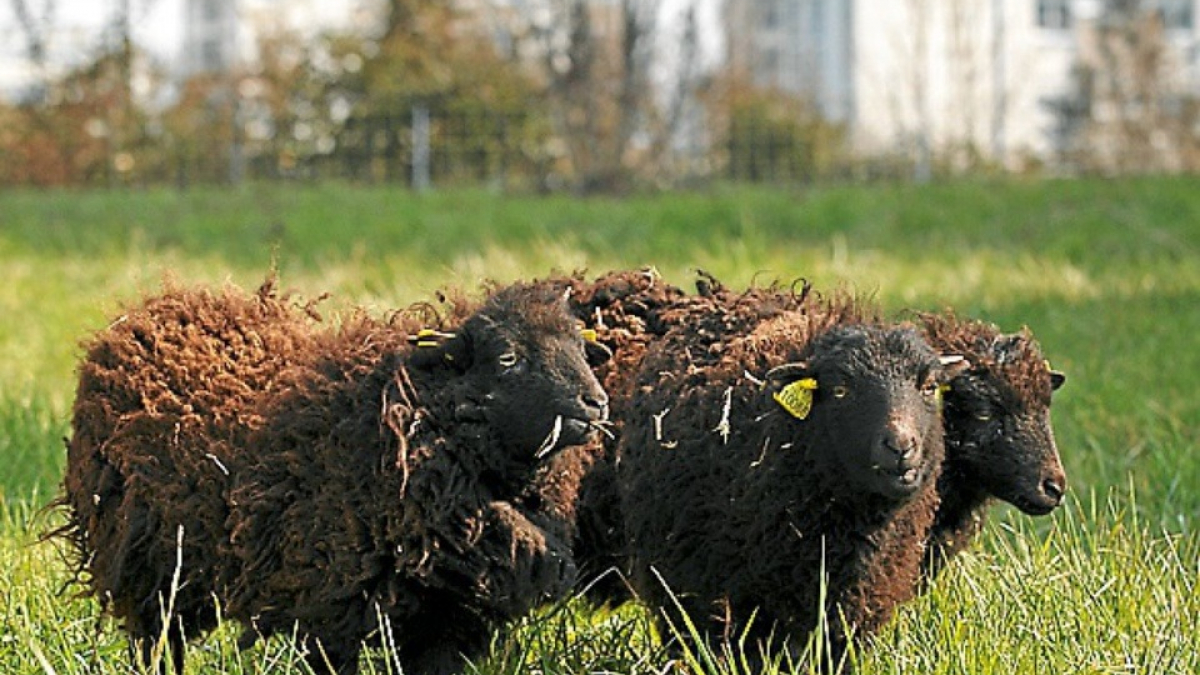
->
left=4, top=490, right=1194, bottom=674
left=1, top=178, right=1198, bottom=673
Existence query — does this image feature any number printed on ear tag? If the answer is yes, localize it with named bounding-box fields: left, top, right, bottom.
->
left=774, top=378, right=818, bottom=420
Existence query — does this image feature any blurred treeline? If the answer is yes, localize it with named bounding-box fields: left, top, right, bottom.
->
left=1, top=0, right=1198, bottom=192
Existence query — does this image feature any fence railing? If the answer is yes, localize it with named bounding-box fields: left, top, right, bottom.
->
left=3, top=104, right=902, bottom=189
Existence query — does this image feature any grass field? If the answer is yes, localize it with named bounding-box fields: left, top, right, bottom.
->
left=1, top=177, right=1197, bottom=673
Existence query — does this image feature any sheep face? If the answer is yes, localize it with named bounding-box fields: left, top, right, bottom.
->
left=768, top=326, right=960, bottom=500
left=943, top=334, right=1067, bottom=515
left=420, top=283, right=609, bottom=463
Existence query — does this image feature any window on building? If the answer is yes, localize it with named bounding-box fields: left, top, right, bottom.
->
left=761, top=1, right=779, bottom=29
left=1156, top=0, right=1194, bottom=29
left=761, top=47, right=779, bottom=74
left=201, top=39, right=224, bottom=70
left=1037, top=0, right=1072, bottom=29
left=203, top=0, right=222, bottom=22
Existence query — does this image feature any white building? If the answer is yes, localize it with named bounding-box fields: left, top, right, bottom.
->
left=725, top=0, right=1200, bottom=167
left=181, top=0, right=376, bottom=77
left=181, top=0, right=239, bottom=76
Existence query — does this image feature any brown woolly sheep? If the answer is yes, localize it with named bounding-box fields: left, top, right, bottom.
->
left=543, top=271, right=872, bottom=605
left=618, top=293, right=966, bottom=667
left=551, top=269, right=690, bottom=596
left=918, top=312, right=1067, bottom=575
left=550, top=271, right=1068, bottom=612
left=56, top=278, right=321, bottom=671
left=57, top=279, right=609, bottom=675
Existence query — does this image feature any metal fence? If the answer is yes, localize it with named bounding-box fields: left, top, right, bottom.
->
left=3, top=102, right=896, bottom=189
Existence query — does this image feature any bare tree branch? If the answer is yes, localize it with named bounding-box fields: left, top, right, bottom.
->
left=11, top=0, right=56, bottom=67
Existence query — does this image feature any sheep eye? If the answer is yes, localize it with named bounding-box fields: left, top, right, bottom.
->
left=498, top=352, right=519, bottom=368
left=974, top=410, right=992, bottom=422
left=832, top=385, right=849, bottom=399
left=921, top=380, right=939, bottom=396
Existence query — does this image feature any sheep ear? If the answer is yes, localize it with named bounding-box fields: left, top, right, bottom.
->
left=408, top=330, right=472, bottom=371
left=764, top=361, right=811, bottom=384
left=584, top=340, right=613, bottom=366
left=764, top=362, right=818, bottom=420
left=1050, top=370, right=1066, bottom=390
left=937, top=354, right=971, bottom=383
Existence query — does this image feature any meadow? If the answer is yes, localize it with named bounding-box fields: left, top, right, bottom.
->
left=1, top=177, right=1197, bottom=673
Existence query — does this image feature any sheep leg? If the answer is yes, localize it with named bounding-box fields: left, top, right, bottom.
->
left=302, top=638, right=360, bottom=675
left=400, top=634, right=483, bottom=675
left=128, top=626, right=185, bottom=675
left=474, top=501, right=577, bottom=614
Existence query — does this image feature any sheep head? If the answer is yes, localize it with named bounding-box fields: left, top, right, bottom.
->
left=766, top=325, right=966, bottom=501
left=411, top=282, right=609, bottom=467
left=938, top=328, right=1068, bottom=516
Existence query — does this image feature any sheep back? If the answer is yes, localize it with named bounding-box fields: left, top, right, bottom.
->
left=57, top=278, right=320, bottom=647
left=224, top=282, right=604, bottom=674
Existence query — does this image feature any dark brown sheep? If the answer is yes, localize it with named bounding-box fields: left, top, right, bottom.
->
left=56, top=279, right=608, bottom=675
left=55, top=278, right=321, bottom=672
left=552, top=269, right=690, bottom=596
left=918, top=312, right=1068, bottom=575
left=544, top=271, right=868, bottom=604
left=618, top=293, right=964, bottom=666
left=551, top=272, right=1068, bottom=614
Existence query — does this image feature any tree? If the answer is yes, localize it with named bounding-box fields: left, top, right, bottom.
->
left=703, top=76, right=845, bottom=183
left=1046, top=0, right=1200, bottom=173
left=351, top=1, right=547, bottom=187
left=0, top=48, right=147, bottom=186
left=496, top=0, right=707, bottom=192
left=10, top=0, right=56, bottom=101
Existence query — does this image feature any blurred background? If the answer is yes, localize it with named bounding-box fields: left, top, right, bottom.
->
left=2, top=0, right=1198, bottom=192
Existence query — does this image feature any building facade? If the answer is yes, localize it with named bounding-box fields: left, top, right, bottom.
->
left=181, top=0, right=239, bottom=76
left=724, top=0, right=1200, bottom=167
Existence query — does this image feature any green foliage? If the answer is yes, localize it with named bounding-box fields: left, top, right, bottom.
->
left=0, top=177, right=1197, bottom=673
left=715, top=85, right=848, bottom=183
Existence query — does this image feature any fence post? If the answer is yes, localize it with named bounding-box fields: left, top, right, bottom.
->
left=412, top=104, right=432, bottom=191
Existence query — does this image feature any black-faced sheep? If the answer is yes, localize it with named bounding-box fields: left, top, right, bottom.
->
left=56, top=279, right=609, bottom=675
left=541, top=271, right=869, bottom=605
left=552, top=271, right=1068, bottom=613
left=918, top=312, right=1067, bottom=575
left=618, top=293, right=965, bottom=665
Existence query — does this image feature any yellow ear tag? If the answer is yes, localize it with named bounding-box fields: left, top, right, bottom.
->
left=774, top=378, right=818, bottom=420
left=412, top=328, right=454, bottom=348
left=580, top=328, right=598, bottom=343
left=416, top=328, right=440, bottom=348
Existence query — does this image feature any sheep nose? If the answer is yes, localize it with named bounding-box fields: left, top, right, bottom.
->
left=883, top=428, right=919, bottom=460
left=1041, top=476, right=1065, bottom=504
left=883, top=420, right=916, bottom=456
left=581, top=391, right=609, bottom=419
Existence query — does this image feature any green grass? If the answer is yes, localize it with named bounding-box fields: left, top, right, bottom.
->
left=1, top=177, right=1197, bottom=673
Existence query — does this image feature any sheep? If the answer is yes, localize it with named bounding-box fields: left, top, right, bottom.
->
left=55, top=279, right=609, bottom=675
left=617, top=292, right=966, bottom=666
left=551, top=269, right=689, bottom=595
left=55, top=277, right=322, bottom=671
left=917, top=311, right=1067, bottom=575
left=537, top=271, right=866, bottom=602
left=551, top=271, right=1068, bottom=609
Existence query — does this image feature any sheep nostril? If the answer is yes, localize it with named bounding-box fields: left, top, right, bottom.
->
left=1042, top=478, right=1065, bottom=502
left=884, top=432, right=918, bottom=460
left=582, top=392, right=609, bottom=417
